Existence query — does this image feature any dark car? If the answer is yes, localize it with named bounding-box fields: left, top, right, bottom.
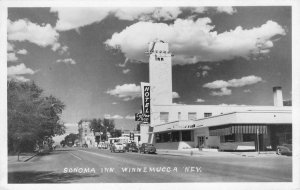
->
left=276, top=144, right=292, bottom=156
left=139, top=143, right=156, bottom=154
left=125, top=142, right=139, bottom=152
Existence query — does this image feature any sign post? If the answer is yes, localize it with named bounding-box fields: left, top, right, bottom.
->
left=257, top=128, right=260, bottom=154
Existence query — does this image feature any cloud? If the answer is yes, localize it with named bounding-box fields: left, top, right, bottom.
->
left=192, top=6, right=237, bottom=15
left=112, top=102, right=118, bottom=105
left=122, top=69, right=130, bottom=74
left=125, top=115, right=135, bottom=120
left=172, top=92, right=180, bottom=98
left=7, top=43, right=14, bottom=52
left=196, top=98, right=205, bottom=103
left=17, top=49, right=28, bottom=55
left=7, top=63, right=36, bottom=82
left=104, top=114, right=124, bottom=120
left=8, top=19, right=60, bottom=50
left=56, top=58, right=76, bottom=65
left=106, top=19, right=285, bottom=64
left=64, top=123, right=79, bottom=134
left=203, top=75, right=262, bottom=96
left=51, top=7, right=182, bottom=31
left=7, top=53, right=18, bottom=62
left=216, top=7, right=237, bottom=15
left=106, top=83, right=141, bottom=101
left=211, top=87, right=232, bottom=96
left=244, top=89, right=251, bottom=93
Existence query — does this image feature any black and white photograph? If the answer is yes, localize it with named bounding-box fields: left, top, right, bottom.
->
left=1, top=0, right=300, bottom=189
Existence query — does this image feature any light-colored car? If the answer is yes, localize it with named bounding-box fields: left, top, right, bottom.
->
left=110, top=143, right=125, bottom=153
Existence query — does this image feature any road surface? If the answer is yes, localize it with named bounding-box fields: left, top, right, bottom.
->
left=8, top=147, right=292, bottom=183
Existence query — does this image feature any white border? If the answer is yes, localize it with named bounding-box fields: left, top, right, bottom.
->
left=1, top=0, right=299, bottom=190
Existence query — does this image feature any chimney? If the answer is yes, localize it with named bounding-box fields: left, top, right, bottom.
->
left=273, top=86, right=283, bottom=106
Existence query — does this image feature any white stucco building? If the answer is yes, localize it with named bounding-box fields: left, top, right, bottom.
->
left=78, top=120, right=97, bottom=147
left=140, top=40, right=292, bottom=151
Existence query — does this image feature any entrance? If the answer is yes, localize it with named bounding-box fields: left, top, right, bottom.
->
left=198, top=136, right=205, bottom=148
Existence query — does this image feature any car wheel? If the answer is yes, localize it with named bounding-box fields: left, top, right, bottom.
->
left=277, top=148, right=282, bottom=155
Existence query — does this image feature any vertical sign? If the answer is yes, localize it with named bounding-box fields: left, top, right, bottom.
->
left=141, top=82, right=150, bottom=123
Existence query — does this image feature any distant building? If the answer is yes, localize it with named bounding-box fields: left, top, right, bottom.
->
left=78, top=120, right=96, bottom=147
left=140, top=40, right=292, bottom=151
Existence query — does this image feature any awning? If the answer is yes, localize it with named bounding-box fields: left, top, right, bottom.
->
left=209, top=125, right=267, bottom=136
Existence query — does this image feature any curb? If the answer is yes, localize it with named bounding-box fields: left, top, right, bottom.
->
left=24, top=153, right=39, bottom=162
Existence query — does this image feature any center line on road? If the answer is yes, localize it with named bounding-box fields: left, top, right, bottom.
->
left=69, top=152, right=82, bottom=160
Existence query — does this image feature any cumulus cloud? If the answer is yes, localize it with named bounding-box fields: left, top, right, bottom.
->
left=216, top=7, right=237, bottom=14
left=7, top=53, right=18, bottom=62
left=172, top=92, right=180, bottom=98
left=106, top=83, right=141, bottom=101
left=8, top=19, right=60, bottom=50
left=192, top=6, right=237, bottom=15
left=51, top=7, right=182, bottom=31
left=7, top=63, right=36, bottom=82
left=104, top=114, right=124, bottom=120
left=56, top=58, right=76, bottom=65
left=211, top=87, right=232, bottom=96
left=203, top=75, right=262, bottom=96
left=7, top=43, right=14, bottom=52
left=196, top=98, right=205, bottom=103
left=125, top=115, right=135, bottom=120
left=17, top=49, right=28, bottom=55
left=105, top=19, right=285, bottom=64
left=122, top=69, right=130, bottom=74
left=244, top=89, right=251, bottom=93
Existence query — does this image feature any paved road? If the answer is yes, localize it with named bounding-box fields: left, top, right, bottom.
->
left=8, top=147, right=292, bottom=183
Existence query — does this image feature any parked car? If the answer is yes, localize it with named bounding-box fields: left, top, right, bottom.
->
left=139, top=143, right=156, bottom=154
left=276, top=144, right=292, bottom=156
left=125, top=142, right=139, bottom=152
left=110, top=143, right=125, bottom=153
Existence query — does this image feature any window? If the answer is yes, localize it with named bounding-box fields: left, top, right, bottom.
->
left=182, top=131, right=193, bottom=141
left=224, top=134, right=235, bottom=142
left=204, top=113, right=212, bottom=117
left=171, top=131, right=180, bottom=142
left=178, top=112, right=181, bottom=120
left=160, top=112, right=169, bottom=123
left=243, top=134, right=256, bottom=142
left=188, top=112, right=197, bottom=120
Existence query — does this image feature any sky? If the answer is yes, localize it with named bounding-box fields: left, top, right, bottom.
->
left=7, top=6, right=291, bottom=135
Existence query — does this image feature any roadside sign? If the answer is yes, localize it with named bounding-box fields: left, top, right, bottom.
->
left=130, top=132, right=134, bottom=140
left=135, top=113, right=143, bottom=121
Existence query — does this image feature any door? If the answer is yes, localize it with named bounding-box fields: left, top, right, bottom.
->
left=198, top=136, right=205, bottom=148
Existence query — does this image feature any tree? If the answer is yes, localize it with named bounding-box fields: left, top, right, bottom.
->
left=64, top=133, right=79, bottom=146
left=7, top=80, right=66, bottom=154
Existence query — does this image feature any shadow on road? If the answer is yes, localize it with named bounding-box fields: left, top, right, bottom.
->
left=8, top=171, right=99, bottom=183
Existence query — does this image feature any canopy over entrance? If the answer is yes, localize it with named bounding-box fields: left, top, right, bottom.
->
left=209, top=125, right=267, bottom=136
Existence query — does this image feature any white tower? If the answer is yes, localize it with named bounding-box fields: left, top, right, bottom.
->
left=273, top=86, right=283, bottom=107
left=148, top=40, right=173, bottom=105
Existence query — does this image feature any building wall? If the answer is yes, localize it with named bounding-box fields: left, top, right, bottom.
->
left=78, top=121, right=96, bottom=147
left=149, top=41, right=173, bottom=108
left=151, top=104, right=291, bottom=126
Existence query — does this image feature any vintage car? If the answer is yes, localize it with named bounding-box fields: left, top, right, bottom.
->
left=139, top=143, right=156, bottom=154
left=276, top=144, right=292, bottom=156
left=110, top=143, right=125, bottom=153
left=125, top=142, right=139, bottom=152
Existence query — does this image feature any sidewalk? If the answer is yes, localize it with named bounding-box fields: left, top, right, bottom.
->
left=8, top=152, right=38, bottom=163
left=156, top=149, right=278, bottom=158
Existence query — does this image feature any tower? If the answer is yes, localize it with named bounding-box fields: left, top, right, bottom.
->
left=148, top=40, right=173, bottom=105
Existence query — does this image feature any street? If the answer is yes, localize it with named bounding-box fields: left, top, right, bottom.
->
left=8, top=147, right=292, bottom=183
